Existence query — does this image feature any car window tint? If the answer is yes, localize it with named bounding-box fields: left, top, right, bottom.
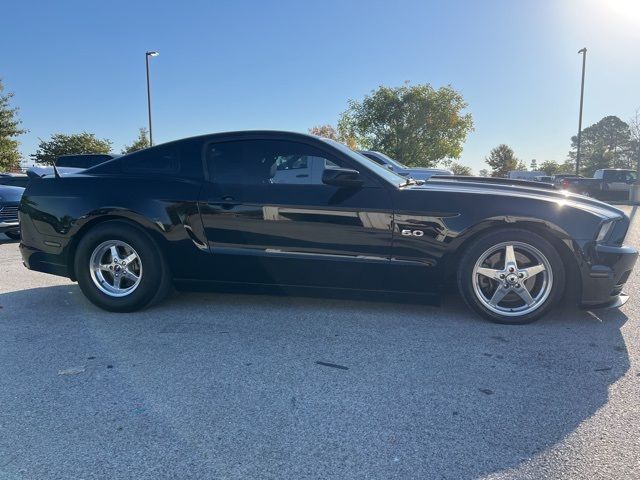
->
left=122, top=144, right=180, bottom=174
left=206, top=140, right=345, bottom=186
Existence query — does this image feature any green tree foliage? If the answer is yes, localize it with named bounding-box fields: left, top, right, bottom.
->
left=122, top=127, right=150, bottom=154
left=308, top=124, right=338, bottom=140
left=449, top=162, right=473, bottom=175
left=540, top=159, right=573, bottom=176
left=0, top=79, right=27, bottom=172
left=31, top=132, right=112, bottom=165
left=629, top=109, right=640, bottom=172
left=570, top=115, right=632, bottom=176
left=308, top=124, right=357, bottom=149
left=485, top=144, right=522, bottom=177
left=337, top=83, right=473, bottom=167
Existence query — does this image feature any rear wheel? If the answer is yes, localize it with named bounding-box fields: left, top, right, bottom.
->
left=75, top=221, right=171, bottom=312
left=457, top=229, right=565, bottom=324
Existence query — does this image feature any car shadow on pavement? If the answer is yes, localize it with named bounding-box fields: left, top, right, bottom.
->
left=0, top=284, right=631, bottom=479
left=0, top=235, right=19, bottom=244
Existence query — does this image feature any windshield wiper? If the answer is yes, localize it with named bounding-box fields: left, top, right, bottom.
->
left=399, top=177, right=424, bottom=187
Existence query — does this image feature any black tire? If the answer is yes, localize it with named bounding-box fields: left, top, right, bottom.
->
left=457, top=228, right=565, bottom=324
left=74, top=221, right=171, bottom=312
left=4, top=230, right=20, bottom=240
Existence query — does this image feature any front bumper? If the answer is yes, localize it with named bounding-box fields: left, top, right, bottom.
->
left=581, top=243, right=638, bottom=308
left=0, top=220, right=20, bottom=234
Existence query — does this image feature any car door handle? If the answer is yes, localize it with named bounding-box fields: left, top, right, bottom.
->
left=222, top=196, right=235, bottom=202
left=295, top=174, right=309, bottom=178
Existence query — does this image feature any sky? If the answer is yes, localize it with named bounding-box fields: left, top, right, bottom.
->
left=1, top=0, right=639, bottom=172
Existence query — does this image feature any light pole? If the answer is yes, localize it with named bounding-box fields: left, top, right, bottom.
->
left=145, top=51, right=159, bottom=146
left=575, top=48, right=587, bottom=176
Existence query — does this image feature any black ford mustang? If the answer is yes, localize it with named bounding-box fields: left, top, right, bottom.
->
left=18, top=131, right=638, bottom=324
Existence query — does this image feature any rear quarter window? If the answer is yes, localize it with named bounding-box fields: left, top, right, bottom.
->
left=121, top=144, right=180, bottom=175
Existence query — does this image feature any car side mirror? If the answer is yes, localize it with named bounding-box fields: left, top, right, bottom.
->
left=322, top=168, right=363, bottom=188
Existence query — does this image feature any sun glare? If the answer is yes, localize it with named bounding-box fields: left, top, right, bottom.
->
left=605, top=0, right=640, bottom=25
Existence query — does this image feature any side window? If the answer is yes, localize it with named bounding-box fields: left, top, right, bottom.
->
left=122, top=144, right=179, bottom=174
left=206, top=140, right=346, bottom=186
left=626, top=171, right=637, bottom=182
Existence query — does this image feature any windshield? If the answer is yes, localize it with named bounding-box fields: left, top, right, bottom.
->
left=322, top=139, right=408, bottom=186
left=371, top=151, right=408, bottom=169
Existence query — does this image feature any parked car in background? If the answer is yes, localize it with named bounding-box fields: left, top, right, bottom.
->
left=19, top=131, right=637, bottom=324
left=0, top=185, right=24, bottom=240
left=508, top=170, right=545, bottom=181
left=0, top=173, right=30, bottom=188
left=551, top=174, right=582, bottom=187
left=534, top=176, right=553, bottom=183
left=26, top=153, right=121, bottom=179
left=559, top=169, right=637, bottom=199
left=358, top=150, right=452, bottom=180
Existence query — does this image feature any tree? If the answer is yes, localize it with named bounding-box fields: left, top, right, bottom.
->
left=31, top=132, right=112, bottom=165
left=308, top=124, right=338, bottom=140
left=485, top=144, right=522, bottom=177
left=629, top=108, right=640, bottom=172
left=449, top=162, right=472, bottom=175
left=308, top=124, right=357, bottom=149
left=337, top=83, right=473, bottom=167
left=569, top=115, right=632, bottom=176
left=122, top=128, right=150, bottom=154
left=0, top=79, right=27, bottom=172
left=540, top=160, right=572, bottom=176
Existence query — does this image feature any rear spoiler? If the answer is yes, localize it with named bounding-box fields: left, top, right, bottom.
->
left=430, top=175, right=557, bottom=190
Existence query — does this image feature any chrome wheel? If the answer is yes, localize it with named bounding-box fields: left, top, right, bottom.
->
left=472, top=241, right=553, bottom=317
left=89, top=240, right=143, bottom=297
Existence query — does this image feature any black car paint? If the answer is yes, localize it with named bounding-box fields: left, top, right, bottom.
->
left=18, top=131, right=637, bottom=308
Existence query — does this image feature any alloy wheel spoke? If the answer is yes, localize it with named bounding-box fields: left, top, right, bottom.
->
left=514, top=285, right=535, bottom=306
left=110, top=245, right=121, bottom=263
left=99, top=264, right=112, bottom=272
left=123, top=253, right=137, bottom=265
left=113, top=274, right=122, bottom=289
left=504, top=244, right=517, bottom=269
left=123, top=270, right=139, bottom=282
left=523, top=264, right=545, bottom=278
left=476, top=267, right=502, bottom=280
left=489, top=286, right=509, bottom=306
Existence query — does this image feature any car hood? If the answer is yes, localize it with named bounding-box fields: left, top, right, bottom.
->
left=0, top=185, right=25, bottom=202
left=402, top=168, right=453, bottom=179
left=415, top=178, right=625, bottom=220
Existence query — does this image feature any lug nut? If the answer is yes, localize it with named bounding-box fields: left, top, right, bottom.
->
left=518, top=273, right=524, bottom=278
left=499, top=274, right=505, bottom=279
left=509, top=267, right=515, bottom=272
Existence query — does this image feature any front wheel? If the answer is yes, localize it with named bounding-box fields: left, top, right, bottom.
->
left=457, top=229, right=565, bottom=324
left=75, top=221, right=171, bottom=312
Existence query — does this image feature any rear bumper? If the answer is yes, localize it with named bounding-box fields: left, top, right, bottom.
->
left=580, top=244, right=638, bottom=308
left=20, top=242, right=71, bottom=278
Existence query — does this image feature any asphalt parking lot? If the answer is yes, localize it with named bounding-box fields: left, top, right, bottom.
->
left=1, top=207, right=639, bottom=480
